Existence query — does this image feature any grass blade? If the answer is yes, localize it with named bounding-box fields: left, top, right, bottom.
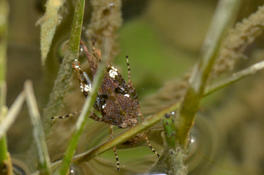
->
left=205, top=60, right=264, bottom=96
left=39, top=0, right=66, bottom=65
left=43, top=0, right=85, bottom=132
left=175, top=0, right=240, bottom=148
left=57, top=36, right=112, bottom=175
left=24, top=81, right=51, bottom=175
left=0, top=1, right=12, bottom=173
left=0, top=91, right=25, bottom=138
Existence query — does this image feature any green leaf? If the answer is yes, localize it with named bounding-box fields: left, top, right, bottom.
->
left=39, top=0, right=65, bottom=65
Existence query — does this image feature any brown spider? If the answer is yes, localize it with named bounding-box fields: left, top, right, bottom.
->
left=54, top=40, right=159, bottom=171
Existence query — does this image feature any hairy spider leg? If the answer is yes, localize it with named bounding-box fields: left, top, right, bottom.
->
left=51, top=110, right=103, bottom=123
left=80, top=40, right=99, bottom=75
left=124, top=56, right=138, bottom=99
left=125, top=59, right=160, bottom=158
left=125, top=55, right=132, bottom=88
left=51, top=112, right=79, bottom=120
left=124, top=56, right=160, bottom=157
left=110, top=125, right=120, bottom=171
left=50, top=59, right=93, bottom=121
left=138, top=111, right=160, bottom=158
left=144, top=134, right=160, bottom=158
left=72, top=59, right=92, bottom=97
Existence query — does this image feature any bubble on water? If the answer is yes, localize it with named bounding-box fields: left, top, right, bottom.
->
left=188, top=133, right=198, bottom=156
left=190, top=135, right=196, bottom=144
left=69, top=165, right=81, bottom=175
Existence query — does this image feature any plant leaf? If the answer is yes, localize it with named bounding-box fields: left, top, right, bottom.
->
left=39, top=0, right=65, bottom=65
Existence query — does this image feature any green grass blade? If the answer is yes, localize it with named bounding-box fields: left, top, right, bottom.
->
left=43, top=0, right=85, bottom=132
left=0, top=0, right=11, bottom=172
left=176, top=0, right=240, bottom=148
left=57, top=36, right=112, bottom=175
left=39, top=0, right=66, bottom=65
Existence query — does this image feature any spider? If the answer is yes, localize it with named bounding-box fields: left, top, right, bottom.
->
left=53, top=40, right=160, bottom=171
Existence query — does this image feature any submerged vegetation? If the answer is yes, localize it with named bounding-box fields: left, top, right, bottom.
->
left=1, top=0, right=264, bottom=175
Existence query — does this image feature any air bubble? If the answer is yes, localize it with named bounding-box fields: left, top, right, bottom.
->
left=190, top=135, right=196, bottom=144
left=69, top=165, right=81, bottom=175
left=188, top=133, right=199, bottom=158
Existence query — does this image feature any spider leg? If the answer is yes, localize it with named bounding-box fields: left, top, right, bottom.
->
left=80, top=40, right=98, bottom=75
left=90, top=112, right=103, bottom=122
left=144, top=135, right=160, bottom=158
left=72, top=60, right=92, bottom=97
left=50, top=112, right=79, bottom=120
left=125, top=55, right=138, bottom=99
left=125, top=55, right=132, bottom=88
left=110, top=125, right=120, bottom=171
left=138, top=111, right=160, bottom=158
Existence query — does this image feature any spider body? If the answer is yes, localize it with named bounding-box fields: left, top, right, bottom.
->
left=72, top=45, right=140, bottom=128
left=92, top=65, right=139, bottom=128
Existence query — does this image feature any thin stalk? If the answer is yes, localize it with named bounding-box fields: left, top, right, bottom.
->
left=0, top=137, right=7, bottom=165
left=0, top=1, right=11, bottom=173
left=43, top=0, right=85, bottom=132
left=175, top=0, right=240, bottom=148
left=0, top=92, right=24, bottom=175
left=57, top=37, right=112, bottom=175
left=40, top=0, right=66, bottom=64
left=205, top=60, right=264, bottom=97
left=0, top=0, right=8, bottom=83
left=0, top=84, right=8, bottom=167
left=24, top=81, right=51, bottom=175
left=0, top=92, right=25, bottom=138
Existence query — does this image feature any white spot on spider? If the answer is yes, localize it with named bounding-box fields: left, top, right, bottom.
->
left=84, top=84, right=91, bottom=92
left=112, top=66, right=118, bottom=71
left=80, top=83, right=91, bottom=93
left=102, top=104, right=106, bottom=109
left=80, top=84, right=84, bottom=92
left=109, top=66, right=118, bottom=78
left=171, top=111, right=175, bottom=115
left=124, top=94, right=130, bottom=98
